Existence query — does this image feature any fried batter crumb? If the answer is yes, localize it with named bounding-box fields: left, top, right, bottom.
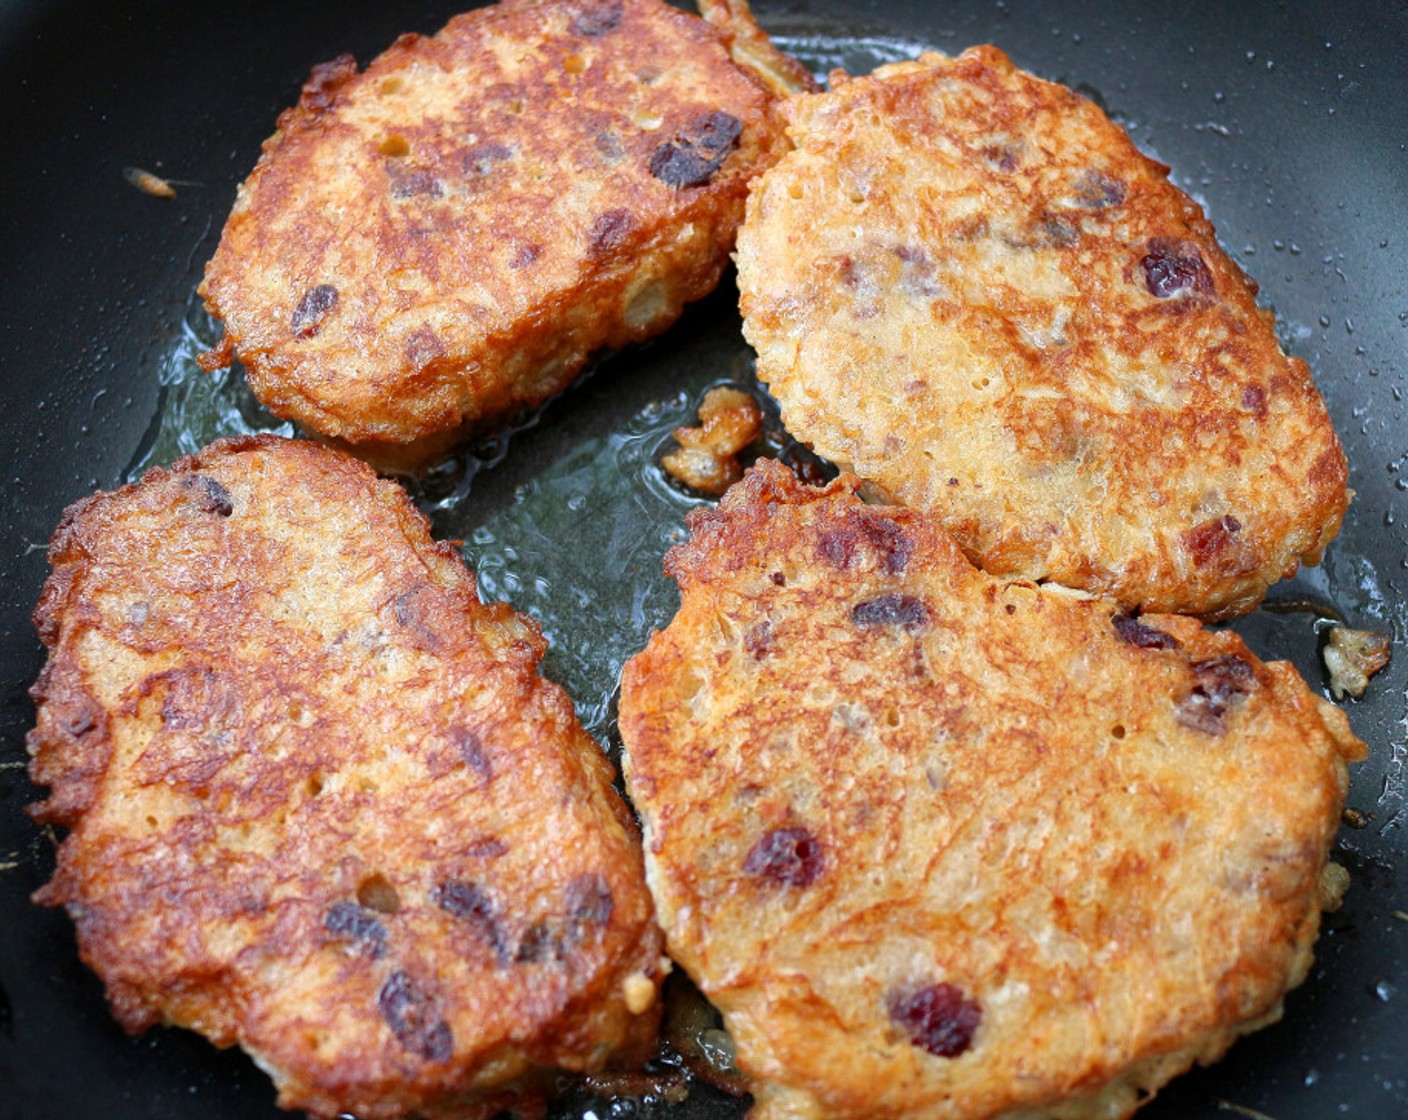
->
left=123, top=166, right=176, bottom=199
left=661, top=386, right=763, bottom=495
left=1318, top=861, right=1352, bottom=912
left=1323, top=625, right=1392, bottom=699
left=623, top=970, right=660, bottom=1015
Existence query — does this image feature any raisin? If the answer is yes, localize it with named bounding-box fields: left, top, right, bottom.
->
left=889, top=983, right=981, bottom=1058
left=588, top=208, right=638, bottom=257
left=817, top=511, right=912, bottom=574
left=570, top=0, right=623, bottom=36
left=325, top=901, right=388, bottom=959
left=1175, top=654, right=1255, bottom=735
left=403, top=325, right=445, bottom=369
left=379, top=971, right=453, bottom=1062
left=510, top=243, right=542, bottom=269
left=1071, top=168, right=1125, bottom=209
left=1241, top=384, right=1268, bottom=419
left=436, top=880, right=509, bottom=962
left=156, top=667, right=225, bottom=731
left=649, top=111, right=743, bottom=189
left=515, top=922, right=562, bottom=964
left=1141, top=237, right=1214, bottom=298
left=982, top=143, right=1020, bottom=172
left=817, top=529, right=855, bottom=568
left=744, top=827, right=824, bottom=887
left=299, top=54, right=357, bottom=115
left=895, top=244, right=940, bottom=299
left=1035, top=216, right=1078, bottom=248
left=566, top=873, right=614, bottom=934
left=1112, top=613, right=1180, bottom=650
left=1183, top=515, right=1243, bottom=567
left=865, top=517, right=913, bottom=575
left=466, top=836, right=508, bottom=859
left=66, top=709, right=98, bottom=737
left=291, top=284, right=338, bottom=339
left=393, top=586, right=442, bottom=651
left=462, top=141, right=512, bottom=176
left=744, top=620, right=775, bottom=658
left=181, top=475, right=233, bottom=517
left=451, top=727, right=493, bottom=784
left=851, top=593, right=929, bottom=630
left=387, top=163, right=442, bottom=200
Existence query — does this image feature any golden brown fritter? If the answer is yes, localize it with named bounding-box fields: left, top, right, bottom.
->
left=27, top=435, right=667, bottom=1120
left=736, top=47, right=1349, bottom=620
left=199, top=0, right=804, bottom=456
left=619, top=460, right=1364, bottom=1120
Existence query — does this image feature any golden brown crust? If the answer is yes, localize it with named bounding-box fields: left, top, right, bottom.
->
left=28, top=434, right=666, bottom=1120
left=619, top=460, right=1364, bottom=1120
left=199, top=0, right=793, bottom=450
left=736, top=47, right=1349, bottom=619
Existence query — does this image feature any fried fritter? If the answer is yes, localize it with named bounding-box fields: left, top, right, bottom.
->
left=199, top=0, right=805, bottom=456
left=618, top=460, right=1364, bottom=1120
left=27, top=435, right=667, bottom=1120
left=736, top=47, right=1349, bottom=619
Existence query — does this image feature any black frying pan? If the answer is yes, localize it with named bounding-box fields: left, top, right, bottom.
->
left=1, top=3, right=1404, bottom=1119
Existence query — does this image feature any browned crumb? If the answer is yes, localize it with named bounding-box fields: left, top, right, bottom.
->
left=1317, top=862, right=1351, bottom=912
left=1323, top=625, right=1391, bottom=699
left=661, top=386, right=762, bottom=495
left=123, top=166, right=176, bottom=199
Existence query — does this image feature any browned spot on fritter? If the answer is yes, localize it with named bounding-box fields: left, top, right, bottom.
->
left=296, top=54, right=357, bottom=116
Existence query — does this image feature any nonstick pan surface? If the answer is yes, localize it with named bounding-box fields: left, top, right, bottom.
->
left=0, top=3, right=1404, bottom=1119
